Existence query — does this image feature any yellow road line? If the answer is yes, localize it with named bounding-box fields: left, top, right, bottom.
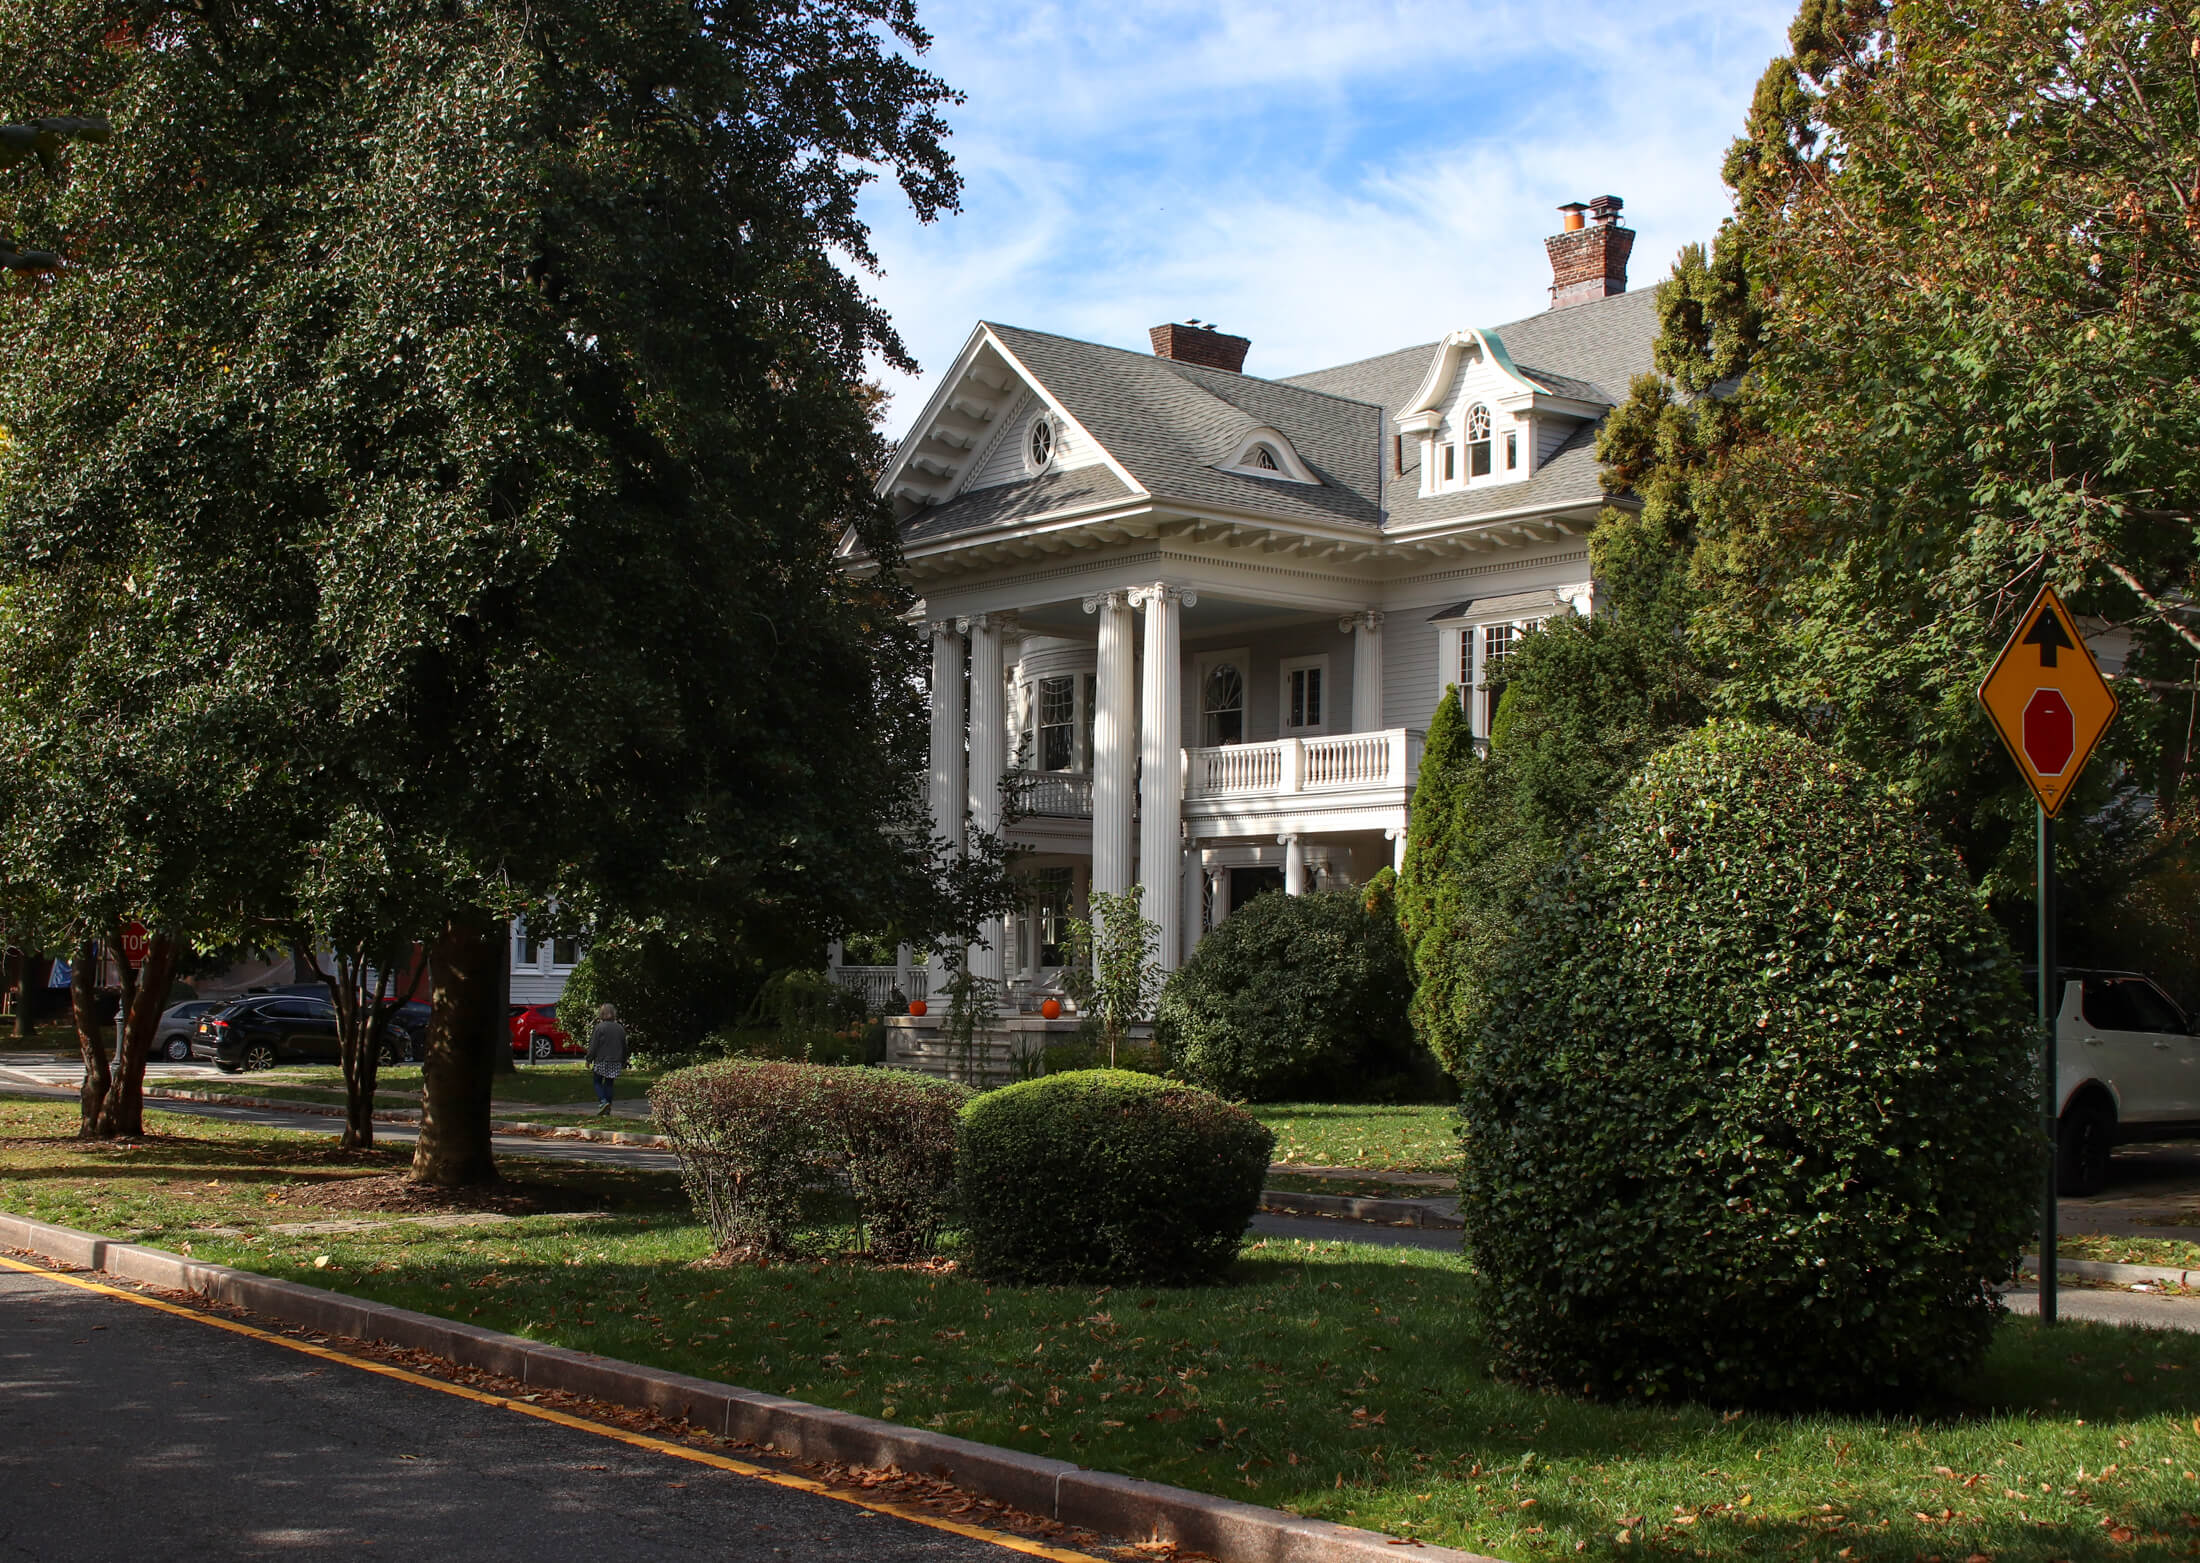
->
left=0, top=1254, right=1105, bottom=1562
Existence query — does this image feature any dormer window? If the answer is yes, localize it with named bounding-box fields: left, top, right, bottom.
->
left=1465, top=405, right=1492, bottom=478
left=1216, top=429, right=1317, bottom=484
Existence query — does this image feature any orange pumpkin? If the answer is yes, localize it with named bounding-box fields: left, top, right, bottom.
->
left=1039, top=998, right=1063, bottom=1020
left=908, top=999, right=928, bottom=1017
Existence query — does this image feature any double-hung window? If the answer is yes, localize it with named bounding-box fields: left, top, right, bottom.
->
left=1036, top=675, right=1077, bottom=772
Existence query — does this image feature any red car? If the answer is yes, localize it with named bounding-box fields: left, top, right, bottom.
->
left=509, top=1003, right=579, bottom=1062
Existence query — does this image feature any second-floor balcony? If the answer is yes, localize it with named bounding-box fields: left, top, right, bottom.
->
left=1187, top=728, right=1422, bottom=802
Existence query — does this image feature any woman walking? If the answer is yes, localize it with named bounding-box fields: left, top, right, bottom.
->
left=587, top=1003, right=628, bottom=1117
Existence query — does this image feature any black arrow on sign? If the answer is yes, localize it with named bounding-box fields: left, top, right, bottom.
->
left=2024, top=605, right=2075, bottom=668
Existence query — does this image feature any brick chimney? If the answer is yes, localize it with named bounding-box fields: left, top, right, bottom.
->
left=1149, top=320, right=1250, bottom=373
left=1544, top=195, right=1634, bottom=309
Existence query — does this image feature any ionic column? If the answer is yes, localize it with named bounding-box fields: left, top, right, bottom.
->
left=1282, top=834, right=1306, bottom=895
left=963, top=613, right=1008, bottom=983
left=1207, top=866, right=1231, bottom=925
left=1131, top=583, right=1194, bottom=972
left=928, top=622, right=967, bottom=858
left=1388, top=827, right=1407, bottom=874
left=1180, top=843, right=1203, bottom=964
left=1341, top=610, right=1384, bottom=730
left=1083, top=591, right=1137, bottom=900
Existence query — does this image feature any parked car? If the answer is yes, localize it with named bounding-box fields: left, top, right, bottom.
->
left=2043, top=968, right=2199, bottom=1195
left=153, top=1000, right=220, bottom=1061
left=510, top=1003, right=577, bottom=1062
left=201, top=994, right=420, bottom=1072
left=204, top=995, right=340, bottom=1072
left=378, top=1001, right=430, bottom=1062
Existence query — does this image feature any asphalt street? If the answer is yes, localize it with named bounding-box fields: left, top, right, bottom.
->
left=0, top=1263, right=1086, bottom=1563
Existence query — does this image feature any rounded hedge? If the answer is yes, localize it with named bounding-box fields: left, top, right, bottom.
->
left=1156, top=887, right=1422, bottom=1101
left=1459, top=724, right=2037, bottom=1408
left=957, top=1070, right=1274, bottom=1285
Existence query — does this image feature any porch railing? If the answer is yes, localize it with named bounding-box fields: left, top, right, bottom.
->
left=1006, top=769, right=1094, bottom=819
left=1186, top=727, right=1423, bottom=800
left=831, top=965, right=928, bottom=1011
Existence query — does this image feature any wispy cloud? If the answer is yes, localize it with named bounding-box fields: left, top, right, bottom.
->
left=861, top=0, right=1797, bottom=434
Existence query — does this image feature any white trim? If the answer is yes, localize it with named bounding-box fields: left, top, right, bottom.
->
left=982, top=330, right=1147, bottom=501
left=1278, top=654, right=1331, bottom=737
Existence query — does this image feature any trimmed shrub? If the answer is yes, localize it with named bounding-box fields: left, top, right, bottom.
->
left=1156, top=888, right=1426, bottom=1102
left=1459, top=724, right=2037, bottom=1408
left=652, top=1061, right=969, bottom=1260
left=958, top=1070, right=1273, bottom=1284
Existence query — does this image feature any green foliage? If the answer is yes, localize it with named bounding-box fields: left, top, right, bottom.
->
left=1156, top=889, right=1426, bottom=1103
left=958, top=1070, right=1272, bottom=1285
left=1405, top=613, right=1706, bottom=1077
left=935, top=967, right=1004, bottom=1083
left=1061, top=887, right=1161, bottom=1067
left=1459, top=725, right=2038, bottom=1408
left=653, top=1060, right=970, bottom=1261
left=0, top=0, right=980, bottom=1173
left=1039, top=1037, right=1165, bottom=1078
left=1395, top=687, right=1475, bottom=969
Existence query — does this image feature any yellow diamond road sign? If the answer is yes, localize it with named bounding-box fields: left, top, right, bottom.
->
left=1979, top=584, right=2119, bottom=818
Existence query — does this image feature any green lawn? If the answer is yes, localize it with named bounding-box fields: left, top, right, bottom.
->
left=250, top=1062, right=664, bottom=1110
left=6, top=1096, right=2200, bottom=1560
left=2062, top=1233, right=2200, bottom=1271
left=1253, top=1103, right=1458, bottom=1172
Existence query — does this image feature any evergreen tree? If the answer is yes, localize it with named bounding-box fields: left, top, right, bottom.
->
left=0, top=0, right=973, bottom=1178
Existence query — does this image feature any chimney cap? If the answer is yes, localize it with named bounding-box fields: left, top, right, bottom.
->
left=1587, top=194, right=1625, bottom=225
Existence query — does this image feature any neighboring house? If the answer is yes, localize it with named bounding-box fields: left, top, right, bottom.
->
left=837, top=198, right=1659, bottom=997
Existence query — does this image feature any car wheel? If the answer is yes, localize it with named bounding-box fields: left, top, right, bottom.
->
left=2057, top=1093, right=2116, bottom=1197
left=162, top=1035, right=191, bottom=1062
left=243, top=1042, right=277, bottom=1072
left=530, top=1035, right=552, bottom=1063
left=378, top=1035, right=412, bottom=1066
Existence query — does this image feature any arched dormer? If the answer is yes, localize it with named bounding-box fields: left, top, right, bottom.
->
left=1215, top=427, right=1318, bottom=485
left=1394, top=326, right=1607, bottom=498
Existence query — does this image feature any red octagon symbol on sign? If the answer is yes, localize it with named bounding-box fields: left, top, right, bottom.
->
left=120, top=922, right=150, bottom=968
left=2024, top=688, right=2076, bottom=776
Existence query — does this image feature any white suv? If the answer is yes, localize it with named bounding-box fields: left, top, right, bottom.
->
left=2051, top=969, right=2199, bottom=1195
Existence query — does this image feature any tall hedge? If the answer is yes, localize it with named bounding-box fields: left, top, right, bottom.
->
left=1155, top=888, right=1424, bottom=1101
left=1459, top=724, right=2037, bottom=1408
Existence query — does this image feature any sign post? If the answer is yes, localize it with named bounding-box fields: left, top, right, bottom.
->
left=1979, top=584, right=2119, bottom=1328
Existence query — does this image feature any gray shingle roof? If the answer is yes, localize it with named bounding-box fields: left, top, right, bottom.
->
left=891, top=285, right=1661, bottom=548
left=985, top=324, right=1383, bottom=528
left=901, top=464, right=1139, bottom=543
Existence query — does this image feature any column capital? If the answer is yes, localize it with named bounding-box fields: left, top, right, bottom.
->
left=1081, top=590, right=1127, bottom=615
left=927, top=618, right=962, bottom=639
left=1127, top=582, right=1197, bottom=611
left=956, top=611, right=1016, bottom=634
left=1276, top=832, right=1299, bottom=846
left=1339, top=609, right=1383, bottom=634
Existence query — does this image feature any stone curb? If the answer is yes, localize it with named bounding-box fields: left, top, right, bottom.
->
left=0, top=1212, right=1492, bottom=1563
left=1259, top=1189, right=1462, bottom=1232
left=2020, top=1252, right=2200, bottom=1289
left=136, top=1087, right=673, bottom=1149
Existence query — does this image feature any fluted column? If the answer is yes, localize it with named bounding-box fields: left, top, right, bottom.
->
left=927, top=622, right=966, bottom=857
left=1083, top=591, right=1137, bottom=900
left=1131, top=583, right=1194, bottom=971
left=963, top=613, right=1007, bottom=983
left=1342, top=610, right=1384, bottom=730
left=1180, top=844, right=1203, bottom=964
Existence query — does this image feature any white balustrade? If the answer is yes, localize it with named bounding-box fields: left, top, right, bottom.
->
left=1186, top=728, right=1423, bottom=799
left=831, top=966, right=929, bottom=1012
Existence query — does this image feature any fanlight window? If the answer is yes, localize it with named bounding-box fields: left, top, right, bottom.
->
left=1251, top=445, right=1280, bottom=470
left=1202, top=664, right=1245, bottom=746
left=1465, top=404, right=1493, bottom=478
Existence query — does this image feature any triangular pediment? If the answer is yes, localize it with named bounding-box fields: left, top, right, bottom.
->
left=876, top=325, right=1143, bottom=523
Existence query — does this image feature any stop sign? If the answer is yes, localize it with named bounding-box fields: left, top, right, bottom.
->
left=2023, top=688, right=2075, bottom=776
left=119, top=922, right=149, bottom=968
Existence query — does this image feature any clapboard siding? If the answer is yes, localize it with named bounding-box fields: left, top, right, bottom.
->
left=965, top=390, right=1108, bottom=492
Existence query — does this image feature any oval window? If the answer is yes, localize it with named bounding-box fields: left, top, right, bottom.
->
left=1027, top=416, right=1055, bottom=471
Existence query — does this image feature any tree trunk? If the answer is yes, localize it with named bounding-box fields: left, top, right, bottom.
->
left=3, top=939, right=19, bottom=1040
left=70, top=941, right=111, bottom=1138
left=97, top=931, right=179, bottom=1139
left=411, top=911, right=500, bottom=1185
left=321, top=945, right=394, bottom=1152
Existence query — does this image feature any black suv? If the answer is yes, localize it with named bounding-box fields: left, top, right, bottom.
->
left=203, top=994, right=424, bottom=1072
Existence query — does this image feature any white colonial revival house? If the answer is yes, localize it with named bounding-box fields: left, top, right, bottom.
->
left=835, top=198, right=1658, bottom=1007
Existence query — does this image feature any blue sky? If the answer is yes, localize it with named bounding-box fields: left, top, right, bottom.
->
left=858, top=0, right=1798, bottom=436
